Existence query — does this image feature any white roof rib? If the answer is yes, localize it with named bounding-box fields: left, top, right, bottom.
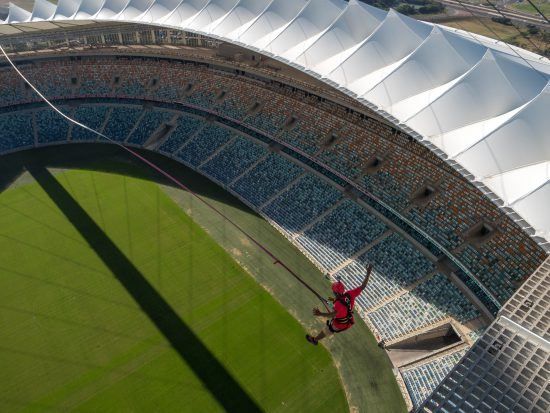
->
left=118, top=0, right=156, bottom=21
left=1, top=0, right=549, bottom=249
left=53, top=0, right=81, bottom=19
left=210, top=0, right=271, bottom=38
left=31, top=0, right=57, bottom=21
left=364, top=26, right=486, bottom=112
left=185, top=0, right=239, bottom=33
left=96, top=0, right=131, bottom=19
left=7, top=3, right=31, bottom=23
left=159, top=0, right=209, bottom=27
left=137, top=0, right=177, bottom=23
left=294, top=1, right=386, bottom=71
left=238, top=0, right=307, bottom=49
left=262, top=0, right=345, bottom=61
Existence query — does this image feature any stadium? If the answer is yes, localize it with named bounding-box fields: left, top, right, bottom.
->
left=0, top=0, right=548, bottom=412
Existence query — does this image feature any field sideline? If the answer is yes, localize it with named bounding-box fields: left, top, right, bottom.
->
left=0, top=145, right=406, bottom=412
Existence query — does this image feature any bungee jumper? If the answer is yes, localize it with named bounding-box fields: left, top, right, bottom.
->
left=306, top=264, right=373, bottom=345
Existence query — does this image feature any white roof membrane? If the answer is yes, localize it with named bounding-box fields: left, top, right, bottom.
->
left=364, top=26, right=486, bottom=110
left=160, top=0, right=209, bottom=27
left=263, top=0, right=345, bottom=61
left=1, top=0, right=549, bottom=248
left=7, top=3, right=31, bottom=22
left=118, top=0, right=156, bottom=21
left=138, top=0, right=175, bottom=23
left=54, top=0, right=81, bottom=19
left=31, top=0, right=57, bottom=21
left=210, top=0, right=271, bottom=38
left=186, top=0, right=239, bottom=32
left=295, top=1, right=386, bottom=70
left=96, top=0, right=131, bottom=19
left=328, top=10, right=432, bottom=90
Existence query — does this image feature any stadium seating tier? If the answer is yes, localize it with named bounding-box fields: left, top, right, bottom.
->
left=1, top=53, right=546, bottom=411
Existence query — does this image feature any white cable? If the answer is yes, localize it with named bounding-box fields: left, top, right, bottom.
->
left=0, top=44, right=114, bottom=143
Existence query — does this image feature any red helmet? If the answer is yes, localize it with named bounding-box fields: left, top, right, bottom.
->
left=331, top=281, right=345, bottom=295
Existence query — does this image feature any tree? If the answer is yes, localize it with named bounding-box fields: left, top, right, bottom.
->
left=526, top=24, right=540, bottom=35
left=396, top=4, right=417, bottom=15
left=418, top=3, right=445, bottom=14
left=491, top=16, right=513, bottom=26
left=403, top=0, right=430, bottom=5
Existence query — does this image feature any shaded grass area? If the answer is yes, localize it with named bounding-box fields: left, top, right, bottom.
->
left=0, top=144, right=406, bottom=412
left=0, top=148, right=347, bottom=412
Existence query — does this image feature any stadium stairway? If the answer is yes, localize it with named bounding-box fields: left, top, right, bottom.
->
left=291, top=198, right=346, bottom=240
left=258, top=171, right=306, bottom=211
left=365, top=270, right=438, bottom=313
left=329, top=229, right=393, bottom=276
left=227, top=152, right=271, bottom=187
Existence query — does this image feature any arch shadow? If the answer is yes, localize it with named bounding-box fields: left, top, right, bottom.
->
left=24, top=163, right=262, bottom=413
left=0, top=143, right=253, bottom=215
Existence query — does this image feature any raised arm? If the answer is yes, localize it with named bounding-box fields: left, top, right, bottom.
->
left=360, top=264, right=373, bottom=291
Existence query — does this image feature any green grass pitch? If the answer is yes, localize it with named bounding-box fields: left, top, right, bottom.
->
left=0, top=146, right=407, bottom=412
left=0, top=167, right=347, bottom=412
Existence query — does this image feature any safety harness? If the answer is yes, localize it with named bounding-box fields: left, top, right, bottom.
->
left=334, top=293, right=354, bottom=326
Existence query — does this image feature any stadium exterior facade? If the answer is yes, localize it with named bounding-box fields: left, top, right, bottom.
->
left=0, top=1, right=548, bottom=412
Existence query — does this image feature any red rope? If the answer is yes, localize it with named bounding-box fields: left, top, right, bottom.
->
left=121, top=145, right=331, bottom=311
left=0, top=44, right=331, bottom=311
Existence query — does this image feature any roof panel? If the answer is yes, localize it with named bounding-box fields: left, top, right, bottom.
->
left=7, top=3, right=31, bottom=23
left=118, top=0, right=156, bottom=20
left=430, top=103, right=525, bottom=158
left=210, top=0, right=271, bottom=38
left=327, top=10, right=432, bottom=90
left=264, top=0, right=345, bottom=60
left=31, top=0, right=57, bottom=21
left=96, top=0, right=131, bottom=19
left=238, top=0, right=306, bottom=48
left=365, top=27, right=486, bottom=110
left=138, top=0, right=181, bottom=22
left=484, top=161, right=550, bottom=205
left=295, top=0, right=385, bottom=70
left=186, top=0, right=239, bottom=32
left=53, top=0, right=81, bottom=19
left=160, top=0, right=208, bottom=27
left=513, top=182, right=550, bottom=240
left=407, top=50, right=547, bottom=137
left=455, top=84, right=550, bottom=179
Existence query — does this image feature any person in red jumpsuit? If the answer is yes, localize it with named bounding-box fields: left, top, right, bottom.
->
left=306, top=264, right=373, bottom=345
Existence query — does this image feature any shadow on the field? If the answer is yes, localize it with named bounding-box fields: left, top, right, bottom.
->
left=0, top=161, right=25, bottom=193
left=1, top=144, right=253, bottom=215
left=28, top=165, right=263, bottom=413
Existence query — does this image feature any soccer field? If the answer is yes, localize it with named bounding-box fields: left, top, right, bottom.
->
left=0, top=146, right=406, bottom=413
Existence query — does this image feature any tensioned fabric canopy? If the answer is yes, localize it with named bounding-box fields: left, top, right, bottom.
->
left=1, top=0, right=549, bottom=249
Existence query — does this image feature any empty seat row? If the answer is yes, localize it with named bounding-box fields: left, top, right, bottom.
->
left=201, top=135, right=268, bottom=185
left=297, top=200, right=387, bottom=271
left=368, top=274, right=480, bottom=341
left=262, top=174, right=342, bottom=235
left=401, top=348, right=468, bottom=410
